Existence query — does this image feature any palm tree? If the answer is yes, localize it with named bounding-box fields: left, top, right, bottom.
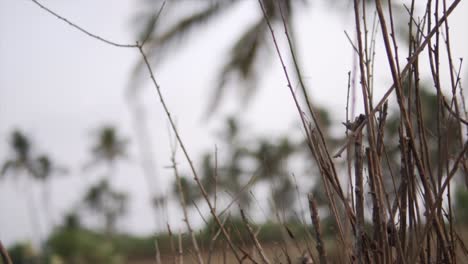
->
left=85, top=126, right=129, bottom=173
left=215, top=117, right=255, bottom=208
left=172, top=118, right=251, bottom=212
left=247, top=137, right=297, bottom=218
left=1, top=131, right=32, bottom=176
left=1, top=130, right=43, bottom=248
left=82, top=179, right=128, bottom=235
left=172, top=117, right=299, bottom=217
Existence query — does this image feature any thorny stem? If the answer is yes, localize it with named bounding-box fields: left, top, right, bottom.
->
left=240, top=209, right=271, bottom=264
left=31, top=0, right=139, bottom=48
left=171, top=147, right=204, bottom=264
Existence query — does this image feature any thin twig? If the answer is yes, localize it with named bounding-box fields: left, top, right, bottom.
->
left=167, top=224, right=178, bottom=264
left=171, top=144, right=204, bottom=264
left=155, top=236, right=162, bottom=264
left=30, top=0, right=138, bottom=48
left=178, top=231, right=184, bottom=264
left=0, top=241, right=12, bottom=264
left=240, top=209, right=271, bottom=264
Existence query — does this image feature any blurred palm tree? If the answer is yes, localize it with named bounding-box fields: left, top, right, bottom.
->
left=250, top=137, right=295, bottom=181
left=82, top=179, right=128, bottom=235
left=1, top=130, right=43, bottom=248
left=247, top=137, right=297, bottom=218
left=1, top=131, right=33, bottom=176
left=131, top=0, right=308, bottom=113
left=82, top=125, right=130, bottom=236
left=85, top=126, right=129, bottom=172
left=173, top=117, right=300, bottom=217
left=172, top=117, right=251, bottom=211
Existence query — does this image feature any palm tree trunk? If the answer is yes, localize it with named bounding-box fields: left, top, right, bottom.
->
left=127, top=96, right=165, bottom=230
left=23, top=176, right=43, bottom=253
left=41, top=180, right=55, bottom=233
left=105, top=162, right=116, bottom=236
left=127, top=98, right=164, bottom=264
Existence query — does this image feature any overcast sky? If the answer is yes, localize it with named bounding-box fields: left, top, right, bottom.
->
left=1, top=0, right=467, bottom=246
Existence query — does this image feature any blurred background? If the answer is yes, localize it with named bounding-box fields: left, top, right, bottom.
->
left=1, top=0, right=467, bottom=262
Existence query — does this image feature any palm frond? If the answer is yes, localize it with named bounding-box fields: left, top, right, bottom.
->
left=0, top=160, right=14, bottom=178
left=206, top=18, right=268, bottom=114
left=129, top=1, right=237, bottom=96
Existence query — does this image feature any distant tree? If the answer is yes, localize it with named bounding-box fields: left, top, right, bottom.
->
left=85, top=126, right=129, bottom=173
left=1, top=131, right=33, bottom=176
left=82, top=179, right=128, bottom=235
left=247, top=137, right=297, bottom=218
left=47, top=213, right=124, bottom=264
left=1, top=130, right=43, bottom=247
left=63, top=212, right=81, bottom=230
left=172, top=117, right=251, bottom=211
left=7, top=242, right=38, bottom=264
left=82, top=125, right=130, bottom=235
left=172, top=117, right=300, bottom=219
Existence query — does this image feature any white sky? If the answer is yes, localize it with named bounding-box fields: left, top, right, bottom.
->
left=0, top=0, right=467, bottom=246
